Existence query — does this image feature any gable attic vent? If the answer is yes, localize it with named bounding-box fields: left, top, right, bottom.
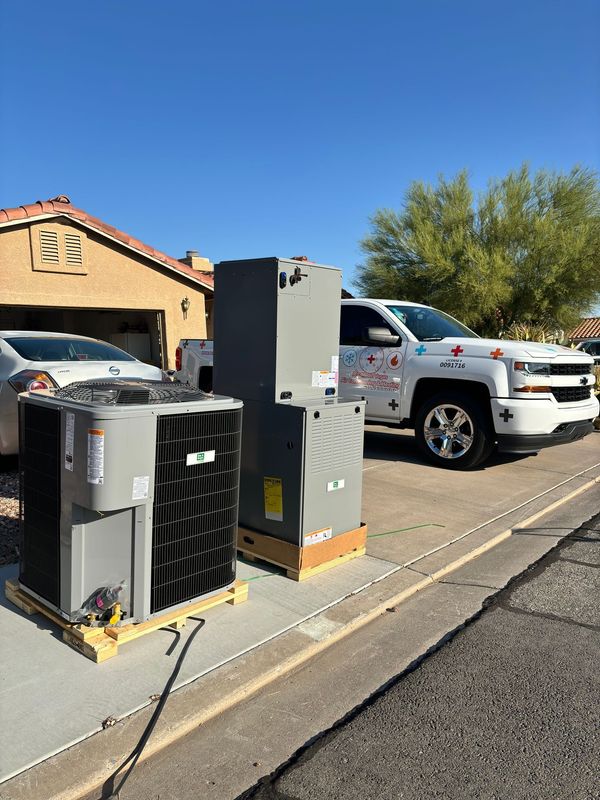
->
left=64, top=232, right=83, bottom=265
left=40, top=230, right=60, bottom=264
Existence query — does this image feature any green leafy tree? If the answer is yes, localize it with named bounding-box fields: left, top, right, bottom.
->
left=356, top=165, right=600, bottom=336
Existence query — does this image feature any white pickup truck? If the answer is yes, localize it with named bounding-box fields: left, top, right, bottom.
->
left=176, top=299, right=598, bottom=469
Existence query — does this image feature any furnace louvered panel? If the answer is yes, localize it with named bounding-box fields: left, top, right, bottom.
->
left=19, top=404, right=61, bottom=605
left=150, top=408, right=242, bottom=614
left=309, top=412, right=364, bottom=473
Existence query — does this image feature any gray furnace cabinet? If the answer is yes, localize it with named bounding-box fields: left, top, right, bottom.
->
left=213, top=256, right=365, bottom=549
left=238, top=398, right=365, bottom=547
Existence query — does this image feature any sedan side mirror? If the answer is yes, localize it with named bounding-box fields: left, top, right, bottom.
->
left=364, top=327, right=400, bottom=346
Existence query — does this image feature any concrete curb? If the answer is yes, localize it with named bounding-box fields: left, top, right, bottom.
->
left=2, top=476, right=599, bottom=800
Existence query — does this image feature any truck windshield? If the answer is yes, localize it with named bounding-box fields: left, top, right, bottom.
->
left=386, top=305, right=479, bottom=341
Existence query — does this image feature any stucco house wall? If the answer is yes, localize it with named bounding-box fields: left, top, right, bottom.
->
left=0, top=199, right=213, bottom=369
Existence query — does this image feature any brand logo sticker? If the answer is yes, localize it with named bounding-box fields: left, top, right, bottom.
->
left=186, top=450, right=216, bottom=466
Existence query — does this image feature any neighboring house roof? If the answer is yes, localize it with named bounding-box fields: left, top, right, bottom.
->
left=0, top=195, right=213, bottom=291
left=569, top=317, right=600, bottom=340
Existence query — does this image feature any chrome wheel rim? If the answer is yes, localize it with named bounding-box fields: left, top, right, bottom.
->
left=423, top=404, right=474, bottom=460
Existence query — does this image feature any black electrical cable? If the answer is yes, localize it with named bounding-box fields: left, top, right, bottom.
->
left=101, top=616, right=206, bottom=799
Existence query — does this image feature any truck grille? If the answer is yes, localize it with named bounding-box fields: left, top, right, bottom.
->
left=551, top=386, right=592, bottom=403
left=550, top=364, right=590, bottom=376
left=150, top=408, right=242, bottom=614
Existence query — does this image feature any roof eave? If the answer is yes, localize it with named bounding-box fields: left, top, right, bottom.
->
left=0, top=212, right=214, bottom=293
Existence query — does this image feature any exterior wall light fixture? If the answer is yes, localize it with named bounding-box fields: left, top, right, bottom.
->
left=181, top=296, right=191, bottom=319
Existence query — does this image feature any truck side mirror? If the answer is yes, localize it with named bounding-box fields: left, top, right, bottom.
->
left=364, top=327, right=400, bottom=346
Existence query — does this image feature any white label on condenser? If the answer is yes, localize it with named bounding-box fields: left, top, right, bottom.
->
left=311, top=370, right=337, bottom=388
left=132, top=475, right=150, bottom=500
left=327, top=479, right=345, bottom=492
left=186, top=450, right=215, bottom=466
left=64, top=412, right=75, bottom=472
left=87, top=429, right=104, bottom=485
left=304, top=527, right=333, bottom=546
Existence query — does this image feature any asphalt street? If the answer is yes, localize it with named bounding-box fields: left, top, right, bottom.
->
left=242, top=517, right=600, bottom=800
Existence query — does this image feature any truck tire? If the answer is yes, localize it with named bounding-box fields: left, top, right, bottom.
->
left=414, top=391, right=494, bottom=470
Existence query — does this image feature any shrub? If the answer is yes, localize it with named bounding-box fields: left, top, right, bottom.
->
left=503, top=320, right=556, bottom=343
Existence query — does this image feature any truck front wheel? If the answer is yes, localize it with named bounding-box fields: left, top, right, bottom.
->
left=414, top=392, right=494, bottom=469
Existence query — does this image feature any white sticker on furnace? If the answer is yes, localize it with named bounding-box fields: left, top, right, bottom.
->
left=186, top=450, right=215, bottom=466
left=132, top=475, right=150, bottom=500
left=87, top=429, right=104, bottom=485
left=304, top=527, right=333, bottom=546
left=64, top=412, right=75, bottom=472
left=327, top=479, right=345, bottom=492
left=311, top=370, right=337, bottom=388
left=330, top=355, right=339, bottom=382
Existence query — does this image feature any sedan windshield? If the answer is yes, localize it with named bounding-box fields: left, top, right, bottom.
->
left=5, top=337, right=137, bottom=362
left=386, top=305, right=479, bottom=341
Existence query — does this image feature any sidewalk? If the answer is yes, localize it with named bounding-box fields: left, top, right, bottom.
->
left=1, top=430, right=598, bottom=800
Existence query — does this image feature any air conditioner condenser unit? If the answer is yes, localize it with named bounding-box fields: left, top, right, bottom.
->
left=17, top=380, right=243, bottom=626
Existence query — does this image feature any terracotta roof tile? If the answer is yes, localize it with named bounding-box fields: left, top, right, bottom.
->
left=0, top=196, right=213, bottom=290
left=569, top=317, right=600, bottom=340
left=8, top=206, right=28, bottom=220
left=22, top=203, right=44, bottom=216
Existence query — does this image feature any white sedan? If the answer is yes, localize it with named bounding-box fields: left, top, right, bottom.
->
left=0, top=331, right=164, bottom=456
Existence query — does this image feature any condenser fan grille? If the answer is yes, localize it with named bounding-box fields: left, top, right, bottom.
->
left=150, top=408, right=242, bottom=614
left=54, top=380, right=209, bottom=405
left=19, top=404, right=61, bottom=605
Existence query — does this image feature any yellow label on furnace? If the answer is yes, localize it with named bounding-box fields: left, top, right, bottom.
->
left=264, top=477, right=283, bottom=522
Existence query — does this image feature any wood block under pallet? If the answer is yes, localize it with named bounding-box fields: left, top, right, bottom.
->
left=103, top=581, right=248, bottom=645
left=238, top=524, right=367, bottom=581
left=4, top=579, right=248, bottom=664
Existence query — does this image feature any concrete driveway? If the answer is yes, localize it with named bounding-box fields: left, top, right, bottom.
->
left=362, top=426, right=600, bottom=566
left=1, top=429, right=598, bottom=800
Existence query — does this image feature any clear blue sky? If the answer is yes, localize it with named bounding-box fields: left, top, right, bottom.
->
left=1, top=0, right=598, bottom=291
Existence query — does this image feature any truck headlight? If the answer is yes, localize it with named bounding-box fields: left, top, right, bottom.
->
left=513, top=361, right=552, bottom=376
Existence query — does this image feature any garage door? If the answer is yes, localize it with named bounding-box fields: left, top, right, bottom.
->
left=0, top=306, right=165, bottom=367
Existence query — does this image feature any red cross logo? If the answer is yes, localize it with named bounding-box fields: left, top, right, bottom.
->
left=199, top=341, right=206, bottom=349
left=450, top=345, right=464, bottom=357
left=367, top=354, right=376, bottom=364
left=490, top=348, right=504, bottom=359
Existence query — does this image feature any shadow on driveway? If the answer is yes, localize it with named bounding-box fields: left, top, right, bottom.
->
left=363, top=427, right=532, bottom=471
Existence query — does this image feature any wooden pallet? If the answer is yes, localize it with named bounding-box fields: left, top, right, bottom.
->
left=238, top=523, right=367, bottom=581
left=4, top=578, right=248, bottom=664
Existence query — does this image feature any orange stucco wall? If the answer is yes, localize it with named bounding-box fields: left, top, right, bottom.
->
left=0, top=218, right=209, bottom=368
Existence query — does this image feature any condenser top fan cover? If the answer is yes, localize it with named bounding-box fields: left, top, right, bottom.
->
left=54, top=379, right=209, bottom=406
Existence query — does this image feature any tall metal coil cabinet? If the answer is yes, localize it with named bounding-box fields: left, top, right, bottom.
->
left=17, top=380, right=243, bottom=624
left=213, top=257, right=366, bottom=547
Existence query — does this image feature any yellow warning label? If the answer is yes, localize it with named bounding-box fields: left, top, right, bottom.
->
left=264, top=477, right=283, bottom=522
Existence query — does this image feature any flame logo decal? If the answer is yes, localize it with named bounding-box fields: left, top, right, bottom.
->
left=386, top=351, right=403, bottom=370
